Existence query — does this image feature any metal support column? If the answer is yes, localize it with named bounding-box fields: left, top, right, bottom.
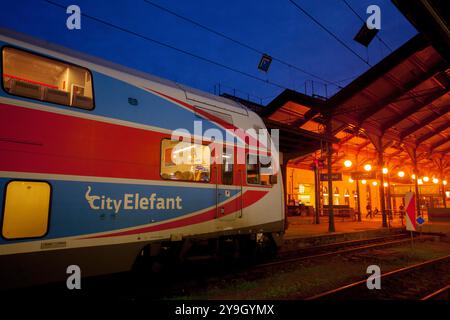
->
left=378, top=150, right=387, bottom=228
left=281, top=161, right=289, bottom=230
left=386, top=175, right=392, bottom=216
left=414, top=167, right=421, bottom=217
left=442, top=182, right=447, bottom=209
left=314, top=161, right=321, bottom=224
left=412, top=155, right=421, bottom=218
left=356, top=179, right=361, bottom=222
left=355, top=153, right=361, bottom=222
left=326, top=117, right=335, bottom=233
left=440, top=168, right=447, bottom=209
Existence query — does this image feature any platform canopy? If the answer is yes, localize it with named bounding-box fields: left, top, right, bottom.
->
left=238, top=33, right=449, bottom=180
left=325, top=34, right=449, bottom=174
left=223, top=93, right=338, bottom=161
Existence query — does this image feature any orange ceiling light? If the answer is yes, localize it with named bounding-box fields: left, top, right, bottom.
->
left=344, top=160, right=352, bottom=168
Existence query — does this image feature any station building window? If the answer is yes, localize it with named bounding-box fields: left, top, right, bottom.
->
left=297, top=183, right=312, bottom=205
left=246, top=154, right=274, bottom=186
left=323, top=186, right=329, bottom=205
left=344, top=189, right=350, bottom=206
left=2, top=47, right=94, bottom=110
left=160, top=139, right=211, bottom=182
left=333, top=187, right=340, bottom=205
left=2, top=181, right=51, bottom=239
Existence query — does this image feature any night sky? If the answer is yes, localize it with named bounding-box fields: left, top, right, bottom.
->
left=1, top=0, right=417, bottom=104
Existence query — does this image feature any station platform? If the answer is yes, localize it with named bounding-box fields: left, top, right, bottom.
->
left=282, top=216, right=450, bottom=253
left=418, top=222, right=450, bottom=236
left=285, top=216, right=403, bottom=239
left=281, top=216, right=405, bottom=253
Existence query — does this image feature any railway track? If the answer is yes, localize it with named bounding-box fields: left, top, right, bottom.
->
left=279, top=233, right=409, bottom=258
left=254, top=233, right=430, bottom=270
left=153, top=233, right=436, bottom=298
left=421, top=285, right=450, bottom=300
left=307, top=254, right=450, bottom=300
left=9, top=232, right=439, bottom=300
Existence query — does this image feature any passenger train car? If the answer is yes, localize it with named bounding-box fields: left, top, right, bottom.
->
left=0, top=28, right=284, bottom=289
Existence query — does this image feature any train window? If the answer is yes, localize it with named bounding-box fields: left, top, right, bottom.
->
left=2, top=47, right=94, bottom=110
left=246, top=154, right=260, bottom=185
left=160, top=139, right=211, bottom=182
left=260, top=155, right=273, bottom=186
left=221, top=146, right=233, bottom=185
left=246, top=154, right=274, bottom=186
left=2, top=181, right=51, bottom=239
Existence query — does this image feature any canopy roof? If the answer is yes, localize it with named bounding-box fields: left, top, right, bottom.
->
left=241, top=33, right=449, bottom=178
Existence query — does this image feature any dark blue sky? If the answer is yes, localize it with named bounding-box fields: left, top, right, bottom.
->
left=1, top=0, right=417, bottom=104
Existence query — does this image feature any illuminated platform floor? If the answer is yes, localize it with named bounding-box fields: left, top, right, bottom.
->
left=285, top=216, right=404, bottom=239
left=419, top=222, right=450, bottom=236
left=280, top=216, right=406, bottom=253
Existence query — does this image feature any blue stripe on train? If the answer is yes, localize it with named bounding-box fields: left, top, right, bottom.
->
left=0, top=178, right=240, bottom=243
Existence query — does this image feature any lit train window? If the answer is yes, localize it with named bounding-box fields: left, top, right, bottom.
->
left=246, top=154, right=274, bottom=186
left=2, top=181, right=51, bottom=239
left=160, top=139, right=211, bottom=182
left=246, top=154, right=260, bottom=185
left=2, top=47, right=94, bottom=110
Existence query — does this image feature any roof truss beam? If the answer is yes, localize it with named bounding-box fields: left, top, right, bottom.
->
left=359, top=62, right=447, bottom=121
left=400, top=104, right=450, bottom=139
left=416, top=121, right=450, bottom=145
left=431, top=136, right=450, bottom=151
left=381, top=88, right=448, bottom=132
left=290, top=109, right=319, bottom=127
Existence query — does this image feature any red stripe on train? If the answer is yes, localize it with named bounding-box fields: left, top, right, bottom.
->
left=0, top=103, right=166, bottom=180
left=82, top=190, right=268, bottom=239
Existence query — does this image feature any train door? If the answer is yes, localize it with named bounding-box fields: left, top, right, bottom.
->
left=242, top=152, right=276, bottom=216
left=216, top=145, right=238, bottom=221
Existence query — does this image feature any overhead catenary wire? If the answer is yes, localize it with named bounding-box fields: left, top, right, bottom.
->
left=44, top=0, right=292, bottom=91
left=44, top=0, right=443, bottom=125
left=142, top=0, right=343, bottom=89
left=288, top=0, right=371, bottom=67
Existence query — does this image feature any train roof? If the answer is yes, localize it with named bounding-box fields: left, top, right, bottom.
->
left=0, top=27, right=250, bottom=115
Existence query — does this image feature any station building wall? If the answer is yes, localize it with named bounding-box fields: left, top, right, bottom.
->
left=286, top=167, right=381, bottom=216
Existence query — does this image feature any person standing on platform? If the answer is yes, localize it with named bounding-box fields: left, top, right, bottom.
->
left=365, top=203, right=372, bottom=219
